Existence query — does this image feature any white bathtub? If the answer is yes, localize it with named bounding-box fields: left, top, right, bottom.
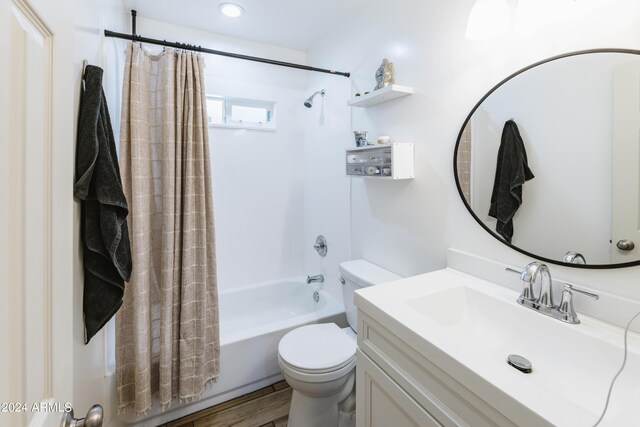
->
left=119, top=277, right=346, bottom=426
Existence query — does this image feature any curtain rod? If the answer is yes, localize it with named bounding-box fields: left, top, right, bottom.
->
left=104, top=10, right=351, bottom=78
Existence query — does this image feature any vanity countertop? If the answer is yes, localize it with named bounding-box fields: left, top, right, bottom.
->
left=355, top=267, right=640, bottom=427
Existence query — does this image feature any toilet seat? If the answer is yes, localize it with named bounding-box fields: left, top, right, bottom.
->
left=279, top=354, right=356, bottom=383
left=278, top=323, right=356, bottom=382
left=280, top=354, right=354, bottom=375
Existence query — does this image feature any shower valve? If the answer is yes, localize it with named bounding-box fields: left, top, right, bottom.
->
left=313, top=235, right=327, bottom=257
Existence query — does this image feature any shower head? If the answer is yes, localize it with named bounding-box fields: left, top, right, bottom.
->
left=304, top=89, right=325, bottom=108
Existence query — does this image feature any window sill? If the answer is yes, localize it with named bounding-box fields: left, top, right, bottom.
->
left=208, top=123, right=277, bottom=132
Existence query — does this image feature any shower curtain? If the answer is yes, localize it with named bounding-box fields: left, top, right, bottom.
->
left=116, top=43, right=219, bottom=414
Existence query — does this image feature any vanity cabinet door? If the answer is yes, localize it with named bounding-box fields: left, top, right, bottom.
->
left=357, top=350, right=442, bottom=427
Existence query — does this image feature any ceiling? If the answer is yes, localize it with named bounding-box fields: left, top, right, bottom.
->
left=121, top=0, right=367, bottom=51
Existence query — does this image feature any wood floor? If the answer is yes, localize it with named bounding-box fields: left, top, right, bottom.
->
left=160, top=381, right=291, bottom=427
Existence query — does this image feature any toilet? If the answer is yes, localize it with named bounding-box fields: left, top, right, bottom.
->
left=278, top=260, right=401, bottom=427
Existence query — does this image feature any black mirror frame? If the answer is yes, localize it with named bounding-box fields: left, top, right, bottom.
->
left=453, top=48, right=640, bottom=269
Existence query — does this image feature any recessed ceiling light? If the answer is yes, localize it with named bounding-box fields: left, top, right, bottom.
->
left=219, top=3, right=244, bottom=18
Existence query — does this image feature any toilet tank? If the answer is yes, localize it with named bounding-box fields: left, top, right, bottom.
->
left=339, top=260, right=401, bottom=333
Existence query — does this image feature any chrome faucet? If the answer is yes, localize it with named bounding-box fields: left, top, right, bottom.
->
left=563, top=251, right=586, bottom=264
left=306, top=274, right=324, bottom=285
left=517, top=262, right=554, bottom=308
left=506, top=262, right=598, bottom=324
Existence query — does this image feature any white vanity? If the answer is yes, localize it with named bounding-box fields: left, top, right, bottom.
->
left=354, top=252, right=640, bottom=427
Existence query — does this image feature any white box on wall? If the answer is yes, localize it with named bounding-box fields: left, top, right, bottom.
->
left=346, top=143, right=415, bottom=180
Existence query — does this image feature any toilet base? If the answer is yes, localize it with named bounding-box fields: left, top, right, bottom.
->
left=286, top=371, right=355, bottom=427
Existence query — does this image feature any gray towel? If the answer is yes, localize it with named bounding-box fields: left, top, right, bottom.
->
left=74, top=65, right=132, bottom=343
left=488, top=120, right=534, bottom=243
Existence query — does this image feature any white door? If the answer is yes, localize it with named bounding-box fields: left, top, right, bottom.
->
left=611, top=59, right=640, bottom=263
left=0, top=0, right=76, bottom=425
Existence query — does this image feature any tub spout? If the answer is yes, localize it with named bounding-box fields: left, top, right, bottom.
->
left=306, top=274, right=324, bottom=284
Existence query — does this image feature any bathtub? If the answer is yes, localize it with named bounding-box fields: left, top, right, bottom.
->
left=118, top=277, right=346, bottom=426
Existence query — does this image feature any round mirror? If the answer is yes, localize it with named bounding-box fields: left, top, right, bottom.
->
left=454, top=49, right=640, bottom=268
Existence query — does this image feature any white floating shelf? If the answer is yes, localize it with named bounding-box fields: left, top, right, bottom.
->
left=348, top=85, right=414, bottom=108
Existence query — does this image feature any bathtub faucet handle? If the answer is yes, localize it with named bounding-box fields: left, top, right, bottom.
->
left=306, top=274, right=324, bottom=285
left=313, top=235, right=328, bottom=257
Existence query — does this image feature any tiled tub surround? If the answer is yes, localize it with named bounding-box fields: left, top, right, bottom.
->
left=118, top=278, right=346, bottom=427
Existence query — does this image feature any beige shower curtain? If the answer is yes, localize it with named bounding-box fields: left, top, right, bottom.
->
left=116, top=43, right=219, bottom=414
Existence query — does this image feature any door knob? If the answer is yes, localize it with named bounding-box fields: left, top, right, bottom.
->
left=60, top=404, right=103, bottom=427
left=616, top=239, right=635, bottom=251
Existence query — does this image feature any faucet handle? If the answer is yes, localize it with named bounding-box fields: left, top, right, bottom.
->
left=557, top=284, right=579, bottom=323
left=556, top=283, right=599, bottom=325
left=505, top=267, right=521, bottom=275
left=505, top=266, right=535, bottom=302
left=563, top=283, right=599, bottom=300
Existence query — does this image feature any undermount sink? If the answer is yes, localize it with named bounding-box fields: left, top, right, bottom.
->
left=354, top=268, right=640, bottom=426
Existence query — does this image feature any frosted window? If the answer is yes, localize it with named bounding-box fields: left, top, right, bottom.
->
left=230, top=105, right=268, bottom=124
left=206, top=98, right=224, bottom=125
left=206, top=95, right=275, bottom=130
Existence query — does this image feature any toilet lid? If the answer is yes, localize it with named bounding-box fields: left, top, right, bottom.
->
left=278, top=323, right=356, bottom=372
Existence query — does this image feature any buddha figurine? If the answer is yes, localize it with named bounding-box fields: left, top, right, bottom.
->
left=374, top=58, right=395, bottom=90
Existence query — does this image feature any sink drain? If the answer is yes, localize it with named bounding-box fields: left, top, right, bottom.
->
left=507, top=354, right=532, bottom=374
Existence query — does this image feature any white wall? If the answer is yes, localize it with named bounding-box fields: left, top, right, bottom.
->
left=73, top=1, right=127, bottom=424
left=137, top=17, right=308, bottom=290
left=470, top=53, right=633, bottom=264
left=303, top=74, right=353, bottom=302
left=305, top=0, right=640, bottom=303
